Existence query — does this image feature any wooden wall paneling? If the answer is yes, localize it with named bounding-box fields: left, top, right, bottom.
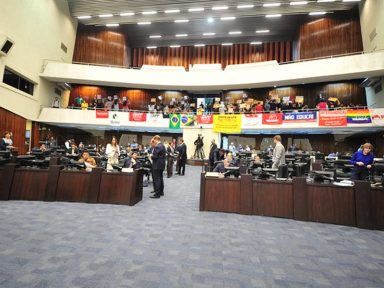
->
left=31, top=121, right=40, bottom=149
left=0, top=163, right=16, bottom=200
left=9, top=169, right=48, bottom=201
left=0, top=107, right=26, bottom=154
left=354, top=181, right=373, bottom=229
left=373, top=188, right=384, bottom=230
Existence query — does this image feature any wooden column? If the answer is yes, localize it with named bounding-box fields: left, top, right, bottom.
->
left=87, top=167, right=103, bottom=203
left=199, top=172, right=206, bottom=211
left=45, top=165, right=62, bottom=201
left=354, top=181, right=373, bottom=229
left=240, top=174, right=252, bottom=215
left=293, top=177, right=308, bottom=221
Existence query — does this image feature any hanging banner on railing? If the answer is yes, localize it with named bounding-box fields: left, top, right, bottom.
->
left=180, top=114, right=196, bottom=127
left=370, top=109, right=384, bottom=126
left=129, top=112, right=147, bottom=122
left=346, top=109, right=371, bottom=124
left=109, top=112, right=120, bottom=126
left=169, top=114, right=180, bottom=129
left=213, top=114, right=242, bottom=133
left=197, top=114, right=213, bottom=125
left=147, top=112, right=163, bottom=124
left=283, top=111, right=317, bottom=123
left=96, top=110, right=109, bottom=118
left=262, top=113, right=283, bottom=125
left=319, top=110, right=347, bottom=126
left=242, top=114, right=262, bottom=128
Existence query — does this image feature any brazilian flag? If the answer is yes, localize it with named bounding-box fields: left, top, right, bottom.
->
left=169, top=114, right=180, bottom=129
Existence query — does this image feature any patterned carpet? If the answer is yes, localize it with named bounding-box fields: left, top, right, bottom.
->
left=0, top=165, right=384, bottom=288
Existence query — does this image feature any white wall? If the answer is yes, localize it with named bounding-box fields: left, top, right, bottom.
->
left=360, top=0, right=384, bottom=52
left=366, top=78, right=384, bottom=108
left=0, top=0, right=77, bottom=120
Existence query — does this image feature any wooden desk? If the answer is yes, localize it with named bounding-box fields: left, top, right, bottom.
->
left=9, top=168, right=49, bottom=201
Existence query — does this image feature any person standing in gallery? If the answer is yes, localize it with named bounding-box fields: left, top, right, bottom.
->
left=150, top=135, right=166, bottom=198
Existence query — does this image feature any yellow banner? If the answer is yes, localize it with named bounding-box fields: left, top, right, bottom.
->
left=213, top=114, right=242, bottom=133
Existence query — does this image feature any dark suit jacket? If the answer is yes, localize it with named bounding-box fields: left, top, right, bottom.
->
left=152, top=142, right=166, bottom=170
left=179, top=143, right=187, bottom=160
left=209, top=143, right=217, bottom=162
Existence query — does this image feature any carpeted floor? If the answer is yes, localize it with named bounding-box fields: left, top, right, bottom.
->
left=0, top=165, right=383, bottom=288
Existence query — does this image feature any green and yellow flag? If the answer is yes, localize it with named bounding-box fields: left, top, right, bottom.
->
left=169, top=113, right=180, bottom=129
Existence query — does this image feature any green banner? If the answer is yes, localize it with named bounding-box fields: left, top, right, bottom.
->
left=169, top=114, right=180, bottom=129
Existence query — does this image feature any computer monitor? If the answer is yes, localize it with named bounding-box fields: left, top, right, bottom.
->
left=224, top=166, right=240, bottom=178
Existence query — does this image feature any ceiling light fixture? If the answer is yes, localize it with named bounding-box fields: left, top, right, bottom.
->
left=256, top=29, right=270, bottom=33
left=188, top=8, right=204, bottom=12
left=237, top=4, right=254, bottom=9
left=220, top=16, right=236, bottom=21
left=147, top=46, right=157, bottom=49
left=77, top=15, right=91, bottom=19
left=164, top=9, right=180, bottom=14
left=266, top=14, right=282, bottom=18
left=207, top=17, right=214, bottom=23
left=194, top=44, right=205, bottom=47
left=149, top=35, right=162, bottom=38
left=317, top=0, right=335, bottom=2
left=251, top=42, right=262, bottom=45
left=170, top=45, right=181, bottom=48
left=342, top=0, right=361, bottom=2
left=203, top=32, right=215, bottom=36
left=222, top=43, right=233, bottom=46
left=309, top=11, right=327, bottom=15
left=142, top=11, right=157, bottom=15
left=229, top=31, right=242, bottom=35
left=138, top=21, right=151, bottom=25
left=212, top=6, right=228, bottom=11
left=176, top=34, right=188, bottom=37
left=290, top=1, right=308, bottom=5
left=99, top=14, right=113, bottom=18
left=263, top=3, right=281, bottom=7
left=174, top=19, right=189, bottom=23
left=106, top=23, right=119, bottom=27
left=120, top=12, right=135, bottom=16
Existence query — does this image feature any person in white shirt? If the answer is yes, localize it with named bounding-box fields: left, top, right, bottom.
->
left=106, top=136, right=120, bottom=170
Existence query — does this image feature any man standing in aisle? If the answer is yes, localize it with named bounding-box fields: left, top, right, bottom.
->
left=209, top=139, right=217, bottom=171
left=150, top=135, right=166, bottom=198
left=177, top=138, right=187, bottom=176
left=272, top=135, right=286, bottom=169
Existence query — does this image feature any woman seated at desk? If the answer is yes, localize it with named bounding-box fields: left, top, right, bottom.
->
left=78, top=151, right=96, bottom=168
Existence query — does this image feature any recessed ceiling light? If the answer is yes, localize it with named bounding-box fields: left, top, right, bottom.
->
left=142, top=11, right=157, bottom=15
left=212, top=6, right=228, bottom=11
left=207, top=17, right=214, bottom=23
left=99, top=14, right=113, bottom=18
left=77, top=15, right=91, bottom=19
left=256, top=30, right=270, bottom=33
left=120, top=12, right=135, bottom=16
left=251, top=42, right=262, bottom=45
left=174, top=19, right=189, bottom=23
left=138, top=21, right=151, bottom=25
left=194, top=44, right=205, bottom=47
left=237, top=4, right=254, bottom=9
left=342, top=0, right=361, bottom=2
left=317, top=0, right=335, bottom=2
left=229, top=31, right=242, bottom=35
left=106, top=23, right=119, bottom=27
left=290, top=1, right=308, bottom=5
left=266, top=14, right=282, bottom=18
left=164, top=9, right=180, bottom=14
left=203, top=32, right=215, bottom=36
left=188, top=8, right=204, bottom=12
left=220, top=16, right=236, bottom=21
left=176, top=34, right=188, bottom=37
left=147, top=46, right=157, bottom=49
left=149, top=35, right=162, bottom=38
left=309, top=11, right=327, bottom=15
left=170, top=45, right=181, bottom=48
left=222, top=43, right=233, bottom=46
left=263, top=3, right=281, bottom=7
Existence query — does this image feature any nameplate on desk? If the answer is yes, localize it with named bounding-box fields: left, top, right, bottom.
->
left=121, top=168, right=134, bottom=173
left=205, top=172, right=219, bottom=178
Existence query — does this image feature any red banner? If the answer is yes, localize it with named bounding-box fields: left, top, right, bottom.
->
left=129, top=112, right=147, bottom=122
left=96, top=110, right=109, bottom=118
left=319, top=110, right=347, bottom=126
left=197, top=114, right=213, bottom=124
left=262, top=113, right=283, bottom=125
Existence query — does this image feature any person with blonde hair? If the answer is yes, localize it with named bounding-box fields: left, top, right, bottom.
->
left=106, top=136, right=120, bottom=170
left=350, top=142, right=374, bottom=181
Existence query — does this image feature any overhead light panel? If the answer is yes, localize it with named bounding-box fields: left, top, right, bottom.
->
left=77, top=15, right=91, bottom=19
left=174, top=19, right=189, bottom=23
left=165, top=9, right=180, bottom=14
left=194, top=44, right=205, bottom=47
left=237, top=4, right=254, bottom=9
left=212, top=6, right=228, bottom=11
left=263, top=3, right=281, bottom=7
left=229, top=31, right=242, bottom=35
left=203, top=32, right=215, bottom=36
left=147, top=46, right=157, bottom=49
left=342, top=0, right=361, bottom=2
left=176, top=34, right=188, bottom=37
left=309, top=11, right=327, bottom=15
left=170, top=45, right=181, bottom=48
left=220, top=16, right=236, bottom=21
left=149, top=35, right=162, bottom=38
left=106, top=23, right=119, bottom=27
left=290, top=1, right=308, bottom=5
left=138, top=21, right=151, bottom=25
left=142, top=11, right=157, bottom=15
left=99, top=14, right=113, bottom=18
left=222, top=43, right=233, bottom=46
left=120, top=12, right=135, bottom=16
left=188, top=8, right=204, bottom=12
left=317, top=0, right=335, bottom=2
left=256, top=29, right=270, bottom=33
left=266, top=14, right=282, bottom=18
left=251, top=42, right=262, bottom=45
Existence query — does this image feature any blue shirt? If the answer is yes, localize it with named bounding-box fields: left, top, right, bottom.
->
left=350, top=151, right=374, bottom=166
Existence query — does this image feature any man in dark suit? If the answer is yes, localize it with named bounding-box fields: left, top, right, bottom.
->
left=150, top=135, right=166, bottom=198
left=177, top=138, right=187, bottom=176
left=208, top=139, right=217, bottom=171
